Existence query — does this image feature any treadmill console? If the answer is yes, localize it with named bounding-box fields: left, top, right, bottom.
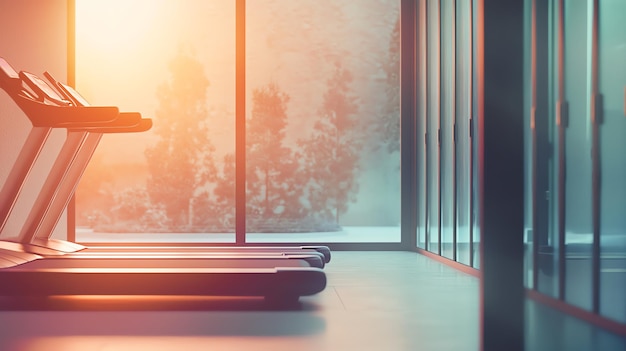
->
left=19, top=71, right=72, bottom=106
left=43, top=71, right=90, bottom=107
left=58, top=82, right=91, bottom=107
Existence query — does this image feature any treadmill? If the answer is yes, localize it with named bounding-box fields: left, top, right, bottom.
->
left=0, top=58, right=327, bottom=302
left=0, top=60, right=329, bottom=267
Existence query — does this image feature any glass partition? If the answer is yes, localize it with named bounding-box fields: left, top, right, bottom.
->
left=75, top=0, right=400, bottom=243
left=563, top=0, right=593, bottom=311
left=523, top=0, right=534, bottom=288
left=426, top=0, right=441, bottom=254
left=75, top=0, right=236, bottom=242
left=455, top=0, right=472, bottom=266
left=598, top=0, right=626, bottom=324
left=440, top=0, right=455, bottom=260
left=471, top=0, right=480, bottom=269
left=534, top=0, right=560, bottom=299
left=416, top=0, right=428, bottom=249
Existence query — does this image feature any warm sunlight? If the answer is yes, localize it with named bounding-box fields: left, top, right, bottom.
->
left=75, top=0, right=166, bottom=54
left=74, top=0, right=400, bottom=240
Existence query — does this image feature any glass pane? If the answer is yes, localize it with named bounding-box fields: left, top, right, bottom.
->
left=245, top=0, right=401, bottom=243
left=471, top=0, right=480, bottom=269
left=564, top=0, right=592, bottom=310
left=598, top=0, right=626, bottom=324
left=546, top=0, right=561, bottom=300
left=523, top=0, right=534, bottom=288
left=455, top=0, right=471, bottom=266
left=75, top=0, right=236, bottom=242
left=417, top=0, right=427, bottom=249
left=536, top=0, right=559, bottom=298
left=440, top=0, right=455, bottom=260
left=427, top=0, right=441, bottom=253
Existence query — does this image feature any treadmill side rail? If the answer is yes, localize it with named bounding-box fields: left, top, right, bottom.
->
left=0, top=267, right=327, bottom=298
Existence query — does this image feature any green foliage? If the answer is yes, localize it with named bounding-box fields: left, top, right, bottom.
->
left=298, top=63, right=361, bottom=224
left=246, top=83, right=302, bottom=219
left=144, top=51, right=219, bottom=227
left=209, top=153, right=236, bottom=229
left=75, top=153, right=115, bottom=226
left=380, top=16, right=400, bottom=153
left=111, top=186, right=150, bottom=221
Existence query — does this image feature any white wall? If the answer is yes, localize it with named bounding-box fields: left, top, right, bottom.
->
left=0, top=0, right=69, bottom=240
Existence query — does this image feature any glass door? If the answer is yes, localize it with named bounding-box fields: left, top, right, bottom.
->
left=75, top=0, right=401, bottom=244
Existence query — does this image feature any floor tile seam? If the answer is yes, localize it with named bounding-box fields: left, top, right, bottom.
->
left=331, top=287, right=347, bottom=310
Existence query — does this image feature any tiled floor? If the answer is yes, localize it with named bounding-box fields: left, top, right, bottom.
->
left=0, top=251, right=623, bottom=351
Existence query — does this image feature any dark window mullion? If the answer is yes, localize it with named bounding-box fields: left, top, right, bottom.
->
left=468, top=0, right=474, bottom=268
left=401, top=0, right=417, bottom=250
left=436, top=0, right=442, bottom=256
left=424, top=0, right=430, bottom=252
left=67, top=0, right=77, bottom=243
left=530, top=0, right=539, bottom=291
left=451, top=0, right=458, bottom=262
left=236, top=0, right=246, bottom=244
left=417, top=0, right=428, bottom=250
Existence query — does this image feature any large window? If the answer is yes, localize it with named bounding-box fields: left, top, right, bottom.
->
left=74, top=0, right=400, bottom=243
left=75, top=0, right=236, bottom=243
left=244, top=0, right=400, bottom=243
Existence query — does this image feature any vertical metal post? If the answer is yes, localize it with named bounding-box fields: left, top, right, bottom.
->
left=589, top=0, right=601, bottom=314
left=530, top=0, right=539, bottom=292
left=32, top=134, right=103, bottom=241
left=235, top=0, right=246, bottom=245
left=424, top=0, right=430, bottom=252
left=19, top=132, right=89, bottom=243
left=451, top=0, right=457, bottom=262
left=400, top=0, right=417, bottom=250
left=468, top=0, right=475, bottom=268
left=436, top=0, right=442, bottom=256
left=480, top=0, right=525, bottom=350
left=418, top=0, right=428, bottom=250
left=67, top=0, right=76, bottom=243
left=556, top=0, right=566, bottom=301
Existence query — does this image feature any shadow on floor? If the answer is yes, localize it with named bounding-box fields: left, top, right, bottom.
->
left=0, top=296, right=327, bottom=338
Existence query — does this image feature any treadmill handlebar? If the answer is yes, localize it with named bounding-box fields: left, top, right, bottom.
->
left=12, top=95, right=121, bottom=128
left=0, top=57, right=152, bottom=133
left=69, top=113, right=153, bottom=133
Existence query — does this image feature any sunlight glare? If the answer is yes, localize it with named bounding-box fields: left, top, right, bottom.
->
left=76, top=0, right=166, bottom=54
